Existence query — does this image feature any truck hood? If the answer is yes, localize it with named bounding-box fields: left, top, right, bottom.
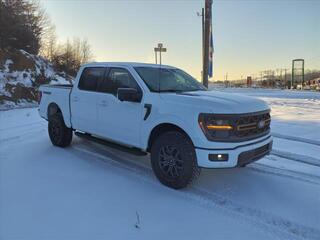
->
left=162, top=90, right=269, bottom=114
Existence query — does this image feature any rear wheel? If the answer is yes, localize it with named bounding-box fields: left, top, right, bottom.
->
left=48, top=113, right=73, bottom=147
left=150, top=131, right=201, bottom=189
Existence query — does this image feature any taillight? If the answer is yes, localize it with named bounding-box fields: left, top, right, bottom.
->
left=37, top=91, right=42, bottom=103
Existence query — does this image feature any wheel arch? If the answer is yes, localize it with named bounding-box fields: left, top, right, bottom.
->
left=47, top=102, right=61, bottom=119
left=147, top=123, right=194, bottom=152
left=47, top=102, right=71, bottom=128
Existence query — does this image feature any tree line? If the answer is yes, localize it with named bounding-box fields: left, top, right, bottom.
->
left=0, top=0, right=93, bottom=76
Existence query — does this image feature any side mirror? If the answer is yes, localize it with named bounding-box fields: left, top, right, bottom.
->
left=117, top=88, right=142, bottom=103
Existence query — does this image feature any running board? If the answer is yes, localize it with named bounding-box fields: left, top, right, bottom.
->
left=74, top=131, right=148, bottom=156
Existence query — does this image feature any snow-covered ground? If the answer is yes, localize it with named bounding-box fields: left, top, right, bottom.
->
left=1, top=88, right=320, bottom=240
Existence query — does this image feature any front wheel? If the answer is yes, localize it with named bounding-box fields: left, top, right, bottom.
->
left=150, top=131, right=201, bottom=189
left=48, top=113, right=73, bottom=147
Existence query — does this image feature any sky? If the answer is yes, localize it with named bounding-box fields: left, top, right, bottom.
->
left=40, top=0, right=320, bottom=81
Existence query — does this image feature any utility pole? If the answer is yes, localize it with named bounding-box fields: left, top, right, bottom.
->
left=202, top=7, right=204, bottom=81
left=202, top=0, right=212, bottom=88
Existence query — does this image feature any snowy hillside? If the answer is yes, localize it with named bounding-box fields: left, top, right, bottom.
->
left=0, top=49, right=71, bottom=110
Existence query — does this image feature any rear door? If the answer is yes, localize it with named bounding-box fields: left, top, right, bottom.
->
left=96, top=67, right=144, bottom=147
left=70, top=67, right=106, bottom=134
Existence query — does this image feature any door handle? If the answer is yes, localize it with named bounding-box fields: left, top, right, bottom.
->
left=98, top=100, right=108, bottom=107
left=73, top=97, right=79, bottom=102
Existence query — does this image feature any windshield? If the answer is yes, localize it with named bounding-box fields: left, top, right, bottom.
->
left=134, top=67, right=207, bottom=92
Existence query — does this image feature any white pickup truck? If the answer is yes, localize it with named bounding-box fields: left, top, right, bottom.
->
left=39, top=62, right=272, bottom=189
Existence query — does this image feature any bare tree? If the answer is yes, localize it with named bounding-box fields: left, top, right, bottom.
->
left=80, top=38, right=93, bottom=64
left=40, top=23, right=56, bottom=61
left=51, top=37, right=93, bottom=76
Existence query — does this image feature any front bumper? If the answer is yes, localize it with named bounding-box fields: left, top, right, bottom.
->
left=195, top=135, right=273, bottom=168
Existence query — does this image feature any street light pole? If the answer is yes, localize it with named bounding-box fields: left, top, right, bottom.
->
left=155, top=51, right=157, bottom=64
left=154, top=43, right=167, bottom=65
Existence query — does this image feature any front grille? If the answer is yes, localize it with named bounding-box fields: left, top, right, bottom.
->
left=234, top=111, right=271, bottom=140
left=206, top=110, right=271, bottom=142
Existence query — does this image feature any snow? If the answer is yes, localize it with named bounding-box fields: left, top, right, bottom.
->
left=2, top=70, right=33, bottom=87
left=211, top=87, right=320, bottom=141
left=19, top=49, right=71, bottom=85
left=1, top=88, right=320, bottom=240
left=4, top=59, right=13, bottom=72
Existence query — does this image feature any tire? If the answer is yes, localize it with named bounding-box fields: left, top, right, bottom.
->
left=48, top=113, right=73, bottom=147
left=150, top=131, right=201, bottom=189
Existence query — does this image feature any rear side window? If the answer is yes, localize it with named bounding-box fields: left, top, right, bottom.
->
left=78, top=67, right=105, bottom=91
left=100, top=68, right=140, bottom=95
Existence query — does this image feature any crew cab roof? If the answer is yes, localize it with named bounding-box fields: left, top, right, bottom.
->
left=81, top=62, right=176, bottom=69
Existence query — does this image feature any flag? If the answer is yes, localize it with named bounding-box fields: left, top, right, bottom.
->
left=208, top=21, right=214, bottom=78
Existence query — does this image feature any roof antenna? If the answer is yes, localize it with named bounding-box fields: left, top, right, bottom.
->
left=159, top=50, right=162, bottom=93
left=158, top=62, right=161, bottom=93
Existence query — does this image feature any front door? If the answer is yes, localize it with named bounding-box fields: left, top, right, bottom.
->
left=96, top=67, right=144, bottom=147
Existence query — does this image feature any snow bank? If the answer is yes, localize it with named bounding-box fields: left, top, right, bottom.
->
left=0, top=49, right=72, bottom=110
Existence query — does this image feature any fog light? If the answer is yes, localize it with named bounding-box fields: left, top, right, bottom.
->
left=209, top=153, right=229, bottom=161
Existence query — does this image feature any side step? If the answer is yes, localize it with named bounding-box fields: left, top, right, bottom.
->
left=74, top=131, right=148, bottom=156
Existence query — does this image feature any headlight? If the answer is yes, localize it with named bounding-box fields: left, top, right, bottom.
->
left=198, top=113, right=234, bottom=141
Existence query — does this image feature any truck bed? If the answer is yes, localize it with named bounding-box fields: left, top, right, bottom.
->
left=41, top=84, right=73, bottom=88
left=38, top=84, right=73, bottom=127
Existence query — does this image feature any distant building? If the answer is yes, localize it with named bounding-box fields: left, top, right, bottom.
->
left=246, top=76, right=252, bottom=87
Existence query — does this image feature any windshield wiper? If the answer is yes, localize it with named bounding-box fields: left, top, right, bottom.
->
left=159, top=89, right=204, bottom=93
left=158, top=89, right=185, bottom=93
left=188, top=87, right=208, bottom=91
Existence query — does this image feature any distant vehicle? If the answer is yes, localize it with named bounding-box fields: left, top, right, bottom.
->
left=310, top=78, right=320, bottom=91
left=297, top=84, right=311, bottom=91
left=38, top=62, right=273, bottom=189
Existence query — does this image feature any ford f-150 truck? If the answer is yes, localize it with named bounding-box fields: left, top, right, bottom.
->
left=38, top=62, right=273, bottom=189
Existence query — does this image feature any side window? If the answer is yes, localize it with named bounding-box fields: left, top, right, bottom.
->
left=101, top=68, right=140, bottom=95
left=78, top=67, right=105, bottom=91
